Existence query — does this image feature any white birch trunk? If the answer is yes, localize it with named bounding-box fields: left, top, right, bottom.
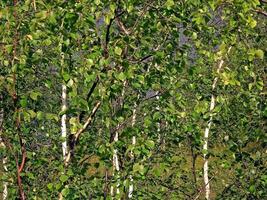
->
left=128, top=100, right=137, bottom=198
left=2, top=157, right=8, bottom=200
left=59, top=29, right=68, bottom=200
left=59, top=28, right=68, bottom=163
left=59, top=84, right=68, bottom=200
left=111, top=130, right=120, bottom=197
left=61, top=84, right=68, bottom=161
left=156, top=105, right=161, bottom=144
left=0, top=94, right=8, bottom=200
left=203, top=47, right=231, bottom=200
left=111, top=81, right=127, bottom=197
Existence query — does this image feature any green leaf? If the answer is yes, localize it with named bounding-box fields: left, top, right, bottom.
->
left=146, top=140, right=155, bottom=149
left=249, top=185, right=256, bottom=193
left=115, top=47, right=122, bottom=56
left=117, top=72, right=126, bottom=81
left=165, top=0, right=174, bottom=9
left=133, top=163, right=145, bottom=175
left=55, top=183, right=62, bottom=191
left=30, top=91, right=41, bottom=101
left=23, top=111, right=31, bottom=122
left=153, top=112, right=161, bottom=120
left=255, top=49, right=264, bottom=59
left=46, top=113, right=59, bottom=121
left=192, top=32, right=198, bottom=40
left=104, top=15, right=110, bottom=25
left=94, top=0, right=101, bottom=5
left=27, top=172, right=34, bottom=179
left=20, top=98, right=27, bottom=108
left=248, top=18, right=257, bottom=28
left=35, top=11, right=47, bottom=20
left=67, top=169, right=74, bottom=176
left=194, top=101, right=208, bottom=114
left=62, top=73, right=70, bottom=82
left=37, top=111, right=45, bottom=120
left=60, top=174, right=69, bottom=183
left=27, top=110, right=36, bottom=118
left=62, top=187, right=70, bottom=197
left=47, top=183, right=53, bottom=191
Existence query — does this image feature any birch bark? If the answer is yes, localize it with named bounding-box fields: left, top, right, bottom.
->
left=59, top=28, right=68, bottom=199
left=0, top=93, right=8, bottom=200
left=111, top=80, right=127, bottom=197
left=61, top=84, right=68, bottom=162
left=128, top=97, right=138, bottom=198
left=203, top=47, right=231, bottom=200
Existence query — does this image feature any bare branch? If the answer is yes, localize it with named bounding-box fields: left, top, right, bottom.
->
left=129, top=54, right=153, bottom=64
left=115, top=17, right=130, bottom=35
left=255, top=9, right=267, bottom=17
left=75, top=101, right=101, bottom=141
left=65, top=101, right=101, bottom=165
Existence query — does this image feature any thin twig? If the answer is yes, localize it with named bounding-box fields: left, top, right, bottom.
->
left=255, top=9, right=267, bottom=17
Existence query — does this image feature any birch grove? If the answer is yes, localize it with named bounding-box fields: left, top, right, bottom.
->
left=0, top=1, right=265, bottom=199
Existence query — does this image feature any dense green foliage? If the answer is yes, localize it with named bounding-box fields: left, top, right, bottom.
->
left=0, top=0, right=266, bottom=199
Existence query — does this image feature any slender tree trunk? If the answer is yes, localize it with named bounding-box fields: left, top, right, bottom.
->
left=59, top=28, right=68, bottom=199
left=111, top=129, right=120, bottom=197
left=156, top=105, right=161, bottom=144
left=203, top=47, right=231, bottom=200
left=0, top=93, right=8, bottom=200
left=111, top=81, right=127, bottom=197
left=61, top=84, right=68, bottom=162
left=128, top=98, right=138, bottom=198
left=2, top=157, right=8, bottom=200
left=59, top=84, right=68, bottom=200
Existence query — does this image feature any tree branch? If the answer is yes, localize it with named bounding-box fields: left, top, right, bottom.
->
left=74, top=101, right=101, bottom=142
left=115, top=17, right=130, bottom=35
left=104, top=10, right=125, bottom=58
left=65, top=101, right=101, bottom=165
left=255, top=9, right=267, bottom=17
left=86, top=77, right=99, bottom=103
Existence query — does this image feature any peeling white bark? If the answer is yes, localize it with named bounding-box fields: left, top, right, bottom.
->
left=59, top=84, right=67, bottom=200
left=156, top=106, right=161, bottom=144
left=2, top=157, right=8, bottom=200
left=111, top=127, right=120, bottom=197
left=61, top=84, right=68, bottom=161
left=128, top=100, right=137, bottom=198
left=0, top=94, right=7, bottom=200
left=111, top=81, right=127, bottom=197
left=203, top=47, right=231, bottom=200
left=113, top=146, right=120, bottom=171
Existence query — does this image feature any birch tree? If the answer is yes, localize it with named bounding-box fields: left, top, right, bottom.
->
left=0, top=0, right=265, bottom=199
left=0, top=93, right=7, bottom=199
left=203, top=47, right=232, bottom=200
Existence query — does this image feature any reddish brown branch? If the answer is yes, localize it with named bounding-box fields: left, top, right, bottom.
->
left=12, top=1, right=26, bottom=197
left=18, top=142, right=26, bottom=173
